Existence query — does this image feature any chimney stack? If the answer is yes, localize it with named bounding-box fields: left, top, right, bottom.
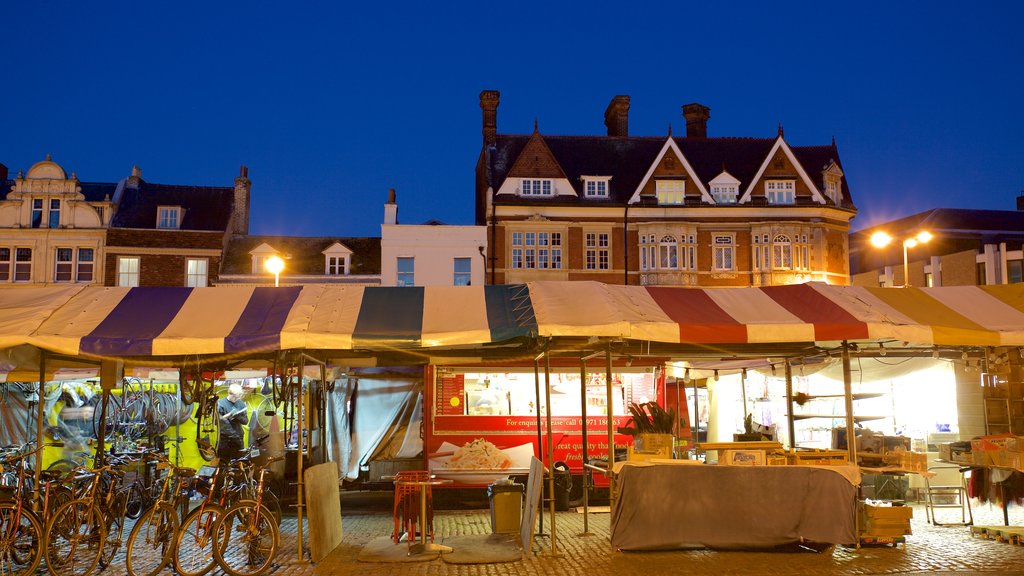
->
left=127, top=165, right=143, bottom=188
left=384, top=188, right=398, bottom=225
left=233, top=165, right=251, bottom=235
left=480, top=90, right=500, bottom=145
left=0, top=162, right=7, bottom=182
left=1017, top=191, right=1024, bottom=211
left=682, top=103, right=711, bottom=138
left=604, top=95, right=630, bottom=137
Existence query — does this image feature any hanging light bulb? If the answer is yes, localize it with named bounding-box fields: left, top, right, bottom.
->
left=712, top=370, right=719, bottom=382
left=878, top=343, right=887, bottom=356
left=962, top=350, right=969, bottom=361
left=799, top=362, right=805, bottom=377
left=932, top=347, right=940, bottom=360
left=770, top=364, right=777, bottom=377
left=683, top=368, right=691, bottom=384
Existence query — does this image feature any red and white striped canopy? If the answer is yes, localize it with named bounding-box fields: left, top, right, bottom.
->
left=1, top=282, right=1022, bottom=362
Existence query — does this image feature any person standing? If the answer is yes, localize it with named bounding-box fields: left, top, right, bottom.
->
left=217, top=383, right=249, bottom=463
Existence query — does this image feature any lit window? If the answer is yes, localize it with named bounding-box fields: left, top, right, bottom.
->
left=55, top=248, right=74, bottom=282
left=1009, top=260, right=1023, bottom=284
left=659, top=236, right=678, bottom=270
left=186, top=258, right=208, bottom=287
left=766, top=181, right=795, bottom=204
left=157, top=206, right=181, bottom=229
left=397, top=257, right=415, bottom=287
left=77, top=248, right=94, bottom=282
left=825, top=178, right=840, bottom=204
left=454, top=257, right=472, bottom=286
left=118, top=256, right=140, bottom=287
left=584, top=178, right=609, bottom=198
left=0, top=248, right=9, bottom=282
left=925, top=272, right=934, bottom=287
left=585, top=233, right=610, bottom=270
left=31, top=199, right=43, bottom=228
left=510, top=230, right=561, bottom=269
left=656, top=180, right=685, bottom=205
left=713, top=235, right=734, bottom=271
left=49, top=199, right=61, bottom=228
left=14, top=248, right=32, bottom=282
left=327, top=256, right=347, bottom=275
left=521, top=179, right=553, bottom=196
left=772, top=235, right=793, bottom=269
left=711, top=185, right=737, bottom=204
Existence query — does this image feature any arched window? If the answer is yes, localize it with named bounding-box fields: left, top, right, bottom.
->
left=659, top=235, right=678, bottom=269
left=772, top=234, right=793, bottom=269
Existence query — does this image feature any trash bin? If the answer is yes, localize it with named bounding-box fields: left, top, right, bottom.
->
left=552, top=461, right=572, bottom=511
left=488, top=480, right=524, bottom=534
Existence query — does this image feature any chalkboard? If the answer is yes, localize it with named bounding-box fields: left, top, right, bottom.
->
left=520, top=457, right=544, bottom=554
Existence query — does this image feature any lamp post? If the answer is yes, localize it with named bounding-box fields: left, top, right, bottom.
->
left=264, top=255, right=285, bottom=287
left=869, top=230, right=932, bottom=287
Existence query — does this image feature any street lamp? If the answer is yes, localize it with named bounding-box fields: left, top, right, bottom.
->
left=264, top=255, right=285, bottom=287
left=869, top=230, right=932, bottom=287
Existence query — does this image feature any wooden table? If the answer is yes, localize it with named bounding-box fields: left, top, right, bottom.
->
left=395, top=477, right=453, bottom=554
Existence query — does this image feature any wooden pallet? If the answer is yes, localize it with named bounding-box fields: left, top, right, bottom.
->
left=970, top=525, right=1024, bottom=545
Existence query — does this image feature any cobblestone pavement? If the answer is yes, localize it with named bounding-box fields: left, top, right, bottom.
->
left=79, top=494, right=1024, bottom=576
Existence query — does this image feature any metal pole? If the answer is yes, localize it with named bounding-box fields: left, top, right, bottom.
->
left=542, top=353, right=562, bottom=557
left=34, top=351, right=46, bottom=509
left=842, top=342, right=857, bottom=463
left=785, top=361, right=796, bottom=451
left=296, top=371, right=306, bottom=562
left=533, top=358, right=545, bottom=535
left=902, top=242, right=910, bottom=287
left=578, top=357, right=592, bottom=536
left=605, top=346, right=615, bottom=509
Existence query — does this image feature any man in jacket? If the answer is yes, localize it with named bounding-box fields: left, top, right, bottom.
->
left=217, top=383, right=249, bottom=463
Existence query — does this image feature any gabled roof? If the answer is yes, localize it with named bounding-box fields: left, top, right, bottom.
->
left=488, top=134, right=853, bottom=208
left=221, top=235, right=382, bottom=276
left=110, top=181, right=233, bottom=231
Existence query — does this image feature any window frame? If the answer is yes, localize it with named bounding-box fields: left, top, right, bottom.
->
left=326, top=255, right=348, bottom=275
left=54, top=248, right=74, bottom=282
left=396, top=257, right=415, bottom=287
left=712, top=234, right=735, bottom=271
left=655, top=179, right=685, bottom=205
left=14, top=248, right=32, bottom=282
left=520, top=178, right=553, bottom=197
left=157, top=205, right=181, bottom=229
left=117, top=256, right=140, bottom=287
left=48, top=199, right=61, bottom=229
left=453, top=257, right=472, bottom=286
left=583, top=177, right=610, bottom=198
left=711, top=184, right=738, bottom=204
left=185, top=258, right=209, bottom=287
left=765, top=180, right=796, bottom=205
left=31, top=199, right=43, bottom=228
left=76, top=248, right=94, bottom=283
left=585, top=232, right=611, bottom=271
left=0, top=248, right=10, bottom=282
left=509, top=229, right=562, bottom=270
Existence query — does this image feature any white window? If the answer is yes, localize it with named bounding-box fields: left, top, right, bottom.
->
left=327, top=255, right=347, bottom=275
left=713, top=235, right=734, bottom=271
left=14, top=248, right=32, bottom=282
left=825, top=178, right=840, bottom=204
left=157, top=206, right=181, bottom=229
left=0, top=248, right=10, bottom=282
left=711, top=185, right=738, bottom=204
left=521, top=179, right=553, bottom=196
left=765, top=180, right=795, bottom=204
left=48, top=199, right=61, bottom=228
left=510, top=230, right=562, bottom=270
left=118, top=256, right=140, bottom=287
left=583, top=178, right=609, bottom=198
left=186, top=258, right=208, bottom=287
left=585, top=232, right=610, bottom=270
left=772, top=235, right=793, bottom=269
left=77, top=248, right=94, bottom=282
left=55, top=248, right=74, bottom=282
left=31, top=199, right=43, bottom=228
left=454, top=257, right=472, bottom=286
left=659, top=236, right=679, bottom=269
left=397, top=257, right=415, bottom=287
left=655, top=180, right=685, bottom=205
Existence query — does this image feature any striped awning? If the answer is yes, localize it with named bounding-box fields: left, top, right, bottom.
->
left=1, top=281, right=1023, bottom=360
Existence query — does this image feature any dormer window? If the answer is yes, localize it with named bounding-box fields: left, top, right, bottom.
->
left=711, top=185, right=738, bottom=204
left=583, top=177, right=610, bottom=198
left=824, top=177, right=840, bottom=204
left=521, top=179, right=552, bottom=196
left=655, top=179, right=685, bottom=205
left=326, top=255, right=348, bottom=275
left=157, top=206, right=181, bottom=229
left=765, top=180, right=795, bottom=204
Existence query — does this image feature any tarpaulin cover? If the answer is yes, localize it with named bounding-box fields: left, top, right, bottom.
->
left=1, top=282, right=1023, bottom=360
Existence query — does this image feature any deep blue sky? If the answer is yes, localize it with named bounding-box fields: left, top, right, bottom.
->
left=3, top=2, right=1022, bottom=237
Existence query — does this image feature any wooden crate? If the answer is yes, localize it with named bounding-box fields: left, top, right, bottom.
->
left=786, top=449, right=849, bottom=466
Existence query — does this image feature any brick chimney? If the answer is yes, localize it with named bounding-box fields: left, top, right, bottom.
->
left=480, top=90, right=500, bottom=145
left=127, top=165, right=143, bottom=188
left=604, top=95, right=630, bottom=137
left=384, top=188, right=398, bottom=225
left=682, top=103, right=711, bottom=138
left=1017, top=192, right=1024, bottom=211
left=233, top=165, right=251, bottom=235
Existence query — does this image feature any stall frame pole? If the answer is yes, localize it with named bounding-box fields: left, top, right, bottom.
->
left=533, top=357, right=545, bottom=536
left=33, top=352, right=46, bottom=511
left=785, top=361, right=795, bottom=451
left=605, top=346, right=615, bottom=510
left=578, top=356, right=593, bottom=536
left=540, top=352, right=562, bottom=557
left=841, top=342, right=857, bottom=463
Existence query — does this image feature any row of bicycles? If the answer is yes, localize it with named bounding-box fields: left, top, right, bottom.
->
left=0, top=443, right=282, bottom=576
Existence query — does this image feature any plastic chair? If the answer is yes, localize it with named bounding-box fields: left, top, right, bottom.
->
left=392, top=470, right=433, bottom=547
left=924, top=463, right=973, bottom=526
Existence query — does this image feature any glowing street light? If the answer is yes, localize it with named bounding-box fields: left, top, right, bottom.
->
left=264, top=255, right=285, bottom=287
left=870, top=230, right=932, bottom=287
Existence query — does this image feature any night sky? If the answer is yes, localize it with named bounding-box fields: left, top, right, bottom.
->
left=3, top=2, right=1022, bottom=237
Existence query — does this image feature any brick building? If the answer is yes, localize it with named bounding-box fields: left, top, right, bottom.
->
left=475, top=92, right=857, bottom=287
left=850, top=203, right=1024, bottom=287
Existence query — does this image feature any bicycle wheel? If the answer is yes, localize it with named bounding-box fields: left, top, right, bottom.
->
left=213, top=501, right=278, bottom=576
left=98, top=489, right=129, bottom=568
left=124, top=478, right=146, bottom=520
left=125, top=503, right=178, bottom=576
left=174, top=504, right=224, bottom=576
left=0, top=502, right=43, bottom=576
left=45, top=499, right=105, bottom=576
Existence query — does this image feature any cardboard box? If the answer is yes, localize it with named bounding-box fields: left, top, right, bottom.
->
left=1005, top=436, right=1024, bottom=452
left=787, top=450, right=849, bottom=466
left=859, top=502, right=913, bottom=537
left=938, top=443, right=953, bottom=461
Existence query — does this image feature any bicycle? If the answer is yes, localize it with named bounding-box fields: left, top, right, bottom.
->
left=43, top=464, right=111, bottom=576
left=212, top=455, right=282, bottom=576
left=0, top=443, right=51, bottom=576
left=124, top=452, right=194, bottom=576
